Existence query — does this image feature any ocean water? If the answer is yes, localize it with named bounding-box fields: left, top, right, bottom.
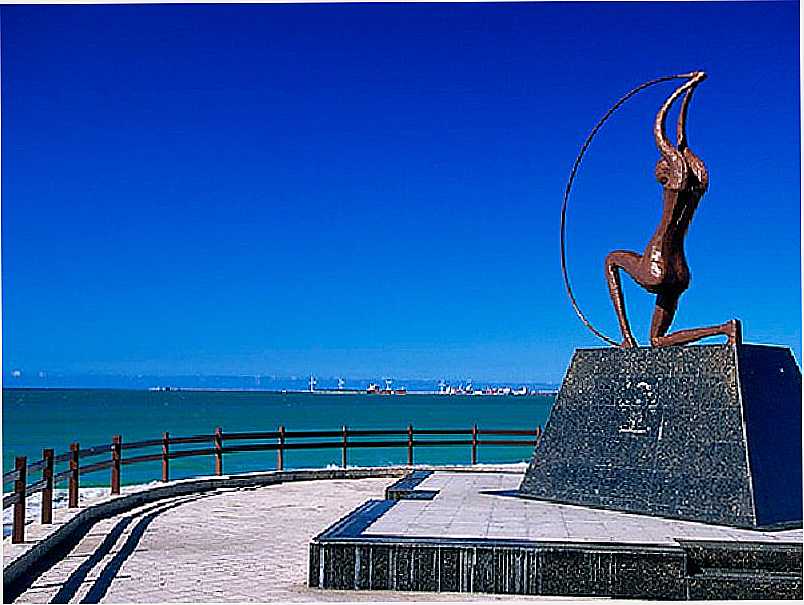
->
left=2, top=388, right=554, bottom=488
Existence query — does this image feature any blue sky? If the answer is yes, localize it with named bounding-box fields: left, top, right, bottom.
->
left=1, top=1, right=800, bottom=385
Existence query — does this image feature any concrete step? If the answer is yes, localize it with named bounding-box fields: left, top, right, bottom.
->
left=682, top=540, right=802, bottom=600
left=687, top=572, right=802, bottom=600
left=681, top=539, right=802, bottom=576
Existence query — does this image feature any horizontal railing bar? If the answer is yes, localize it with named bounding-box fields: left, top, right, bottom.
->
left=79, top=444, right=113, bottom=459
left=168, top=435, right=214, bottom=445
left=412, top=439, right=473, bottom=447
left=222, top=440, right=415, bottom=452
left=53, top=452, right=72, bottom=464
left=122, top=453, right=164, bottom=465
left=220, top=444, right=278, bottom=454
left=339, top=440, right=407, bottom=449
left=168, top=447, right=216, bottom=459
left=79, top=460, right=115, bottom=475
left=121, top=439, right=164, bottom=450
left=53, top=469, right=73, bottom=483
left=3, top=470, right=20, bottom=483
left=25, top=478, right=49, bottom=497
left=413, top=429, right=473, bottom=435
left=478, top=429, right=539, bottom=436
left=283, top=430, right=341, bottom=438
left=220, top=431, right=280, bottom=441
left=345, top=429, right=407, bottom=437
left=27, top=459, right=48, bottom=474
left=3, top=493, right=20, bottom=509
left=476, top=439, right=537, bottom=446
left=233, top=442, right=339, bottom=452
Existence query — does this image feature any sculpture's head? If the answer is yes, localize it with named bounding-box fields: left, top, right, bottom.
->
left=654, top=151, right=708, bottom=194
left=654, top=157, right=676, bottom=188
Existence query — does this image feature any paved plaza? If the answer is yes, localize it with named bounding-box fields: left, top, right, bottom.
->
left=9, top=471, right=800, bottom=603
left=366, top=471, right=804, bottom=543
left=10, top=477, right=555, bottom=603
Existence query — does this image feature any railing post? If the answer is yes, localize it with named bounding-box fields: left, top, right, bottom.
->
left=407, top=424, right=414, bottom=466
left=536, top=425, right=542, bottom=441
left=277, top=425, right=285, bottom=471
left=214, top=427, right=223, bottom=476
left=471, top=424, right=478, bottom=465
left=162, top=432, right=170, bottom=482
left=12, top=456, right=27, bottom=544
left=341, top=425, right=348, bottom=468
left=41, top=448, right=54, bottom=524
left=69, top=442, right=80, bottom=508
left=111, top=435, right=122, bottom=495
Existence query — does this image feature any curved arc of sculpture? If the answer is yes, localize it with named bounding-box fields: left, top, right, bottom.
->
left=559, top=73, right=698, bottom=347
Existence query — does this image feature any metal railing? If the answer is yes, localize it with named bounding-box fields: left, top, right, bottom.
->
left=3, top=423, right=542, bottom=544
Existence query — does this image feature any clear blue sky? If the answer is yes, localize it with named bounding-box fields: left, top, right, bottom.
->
left=1, top=1, right=800, bottom=384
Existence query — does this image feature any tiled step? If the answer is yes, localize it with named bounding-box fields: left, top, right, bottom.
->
left=681, top=540, right=803, bottom=600
left=687, top=572, right=802, bottom=600
left=385, top=471, right=437, bottom=500
left=681, top=539, right=802, bottom=575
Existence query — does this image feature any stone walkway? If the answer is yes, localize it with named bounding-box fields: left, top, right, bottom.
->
left=11, top=478, right=552, bottom=603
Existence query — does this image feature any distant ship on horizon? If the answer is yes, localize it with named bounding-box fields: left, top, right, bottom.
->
left=437, top=380, right=534, bottom=396
left=366, top=379, right=407, bottom=395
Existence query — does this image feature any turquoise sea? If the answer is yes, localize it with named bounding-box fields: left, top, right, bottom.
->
left=2, top=389, right=554, bottom=487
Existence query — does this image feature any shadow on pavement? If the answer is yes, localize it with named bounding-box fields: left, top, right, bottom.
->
left=4, top=491, right=213, bottom=604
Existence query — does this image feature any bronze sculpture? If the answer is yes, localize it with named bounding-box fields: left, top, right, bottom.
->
left=560, top=72, right=742, bottom=348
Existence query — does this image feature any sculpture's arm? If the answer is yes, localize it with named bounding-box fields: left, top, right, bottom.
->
left=653, top=72, right=704, bottom=188
left=676, top=71, right=707, bottom=151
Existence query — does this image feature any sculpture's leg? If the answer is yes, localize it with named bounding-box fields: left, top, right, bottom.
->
left=650, top=292, right=742, bottom=346
left=604, top=251, right=642, bottom=348
left=649, top=291, right=679, bottom=343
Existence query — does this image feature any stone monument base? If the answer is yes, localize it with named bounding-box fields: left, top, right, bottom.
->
left=309, top=471, right=803, bottom=599
left=519, top=344, right=802, bottom=528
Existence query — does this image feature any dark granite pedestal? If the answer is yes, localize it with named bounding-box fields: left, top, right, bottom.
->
left=519, top=344, right=802, bottom=528
left=309, top=470, right=803, bottom=599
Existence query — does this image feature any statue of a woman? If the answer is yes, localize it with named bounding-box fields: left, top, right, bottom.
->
left=603, top=72, right=741, bottom=347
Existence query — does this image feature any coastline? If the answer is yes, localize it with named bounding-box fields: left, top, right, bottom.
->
left=3, top=386, right=559, bottom=396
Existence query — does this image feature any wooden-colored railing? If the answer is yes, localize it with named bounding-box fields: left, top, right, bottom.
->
left=2, top=424, right=542, bottom=544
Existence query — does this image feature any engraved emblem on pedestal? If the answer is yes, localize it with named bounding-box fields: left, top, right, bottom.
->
left=618, top=380, right=656, bottom=435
